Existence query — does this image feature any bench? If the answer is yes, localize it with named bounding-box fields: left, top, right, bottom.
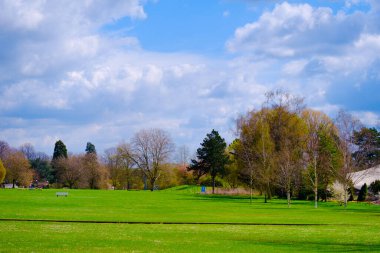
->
left=56, top=192, right=68, bottom=197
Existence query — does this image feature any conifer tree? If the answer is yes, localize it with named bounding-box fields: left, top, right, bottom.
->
left=188, top=129, right=229, bottom=194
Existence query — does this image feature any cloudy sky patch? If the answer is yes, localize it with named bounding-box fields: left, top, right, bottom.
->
left=0, top=0, right=379, bottom=155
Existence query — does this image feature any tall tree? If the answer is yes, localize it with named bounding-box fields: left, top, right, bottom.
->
left=224, top=140, right=241, bottom=189
left=302, top=109, right=337, bottom=208
left=51, top=140, right=68, bottom=183
left=129, top=129, right=174, bottom=191
left=335, top=110, right=362, bottom=207
left=188, top=129, right=229, bottom=194
left=237, top=110, right=275, bottom=203
left=52, top=140, right=68, bottom=160
left=317, top=129, right=342, bottom=202
left=271, top=107, right=307, bottom=207
left=82, top=152, right=107, bottom=189
left=85, top=142, right=97, bottom=155
left=0, top=159, right=6, bottom=184
left=115, top=143, right=135, bottom=189
left=266, top=90, right=306, bottom=206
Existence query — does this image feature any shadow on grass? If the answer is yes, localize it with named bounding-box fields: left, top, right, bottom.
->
left=242, top=240, right=380, bottom=252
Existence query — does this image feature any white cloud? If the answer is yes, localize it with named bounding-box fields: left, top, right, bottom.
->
left=226, top=2, right=365, bottom=57
left=353, top=111, right=380, bottom=126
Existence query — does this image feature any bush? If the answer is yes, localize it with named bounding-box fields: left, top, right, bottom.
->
left=357, top=183, right=368, bottom=201
left=369, top=180, right=380, bottom=195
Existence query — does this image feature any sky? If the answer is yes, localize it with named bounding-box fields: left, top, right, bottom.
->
left=0, top=0, right=379, bottom=156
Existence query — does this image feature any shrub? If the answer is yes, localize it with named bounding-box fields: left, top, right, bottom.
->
left=357, top=183, right=368, bottom=201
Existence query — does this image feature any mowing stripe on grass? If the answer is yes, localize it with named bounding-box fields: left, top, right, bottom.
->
left=0, top=218, right=331, bottom=226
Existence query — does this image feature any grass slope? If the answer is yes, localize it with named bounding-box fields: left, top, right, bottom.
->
left=0, top=187, right=379, bottom=252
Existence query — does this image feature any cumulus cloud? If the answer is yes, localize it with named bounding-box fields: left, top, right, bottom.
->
left=226, top=1, right=380, bottom=124
left=226, top=2, right=366, bottom=58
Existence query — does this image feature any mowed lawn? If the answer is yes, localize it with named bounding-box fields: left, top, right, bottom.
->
left=0, top=186, right=379, bottom=252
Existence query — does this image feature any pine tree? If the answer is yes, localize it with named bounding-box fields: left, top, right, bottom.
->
left=188, top=129, right=229, bottom=194
left=85, top=142, right=96, bottom=155
left=52, top=140, right=68, bottom=160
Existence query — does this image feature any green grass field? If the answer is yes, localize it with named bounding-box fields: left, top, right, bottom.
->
left=0, top=186, right=379, bottom=252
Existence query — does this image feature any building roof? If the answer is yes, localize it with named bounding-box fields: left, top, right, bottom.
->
left=351, top=165, right=380, bottom=189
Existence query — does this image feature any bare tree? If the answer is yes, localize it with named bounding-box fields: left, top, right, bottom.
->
left=19, top=143, right=36, bottom=160
left=0, top=140, right=11, bottom=161
left=82, top=152, right=108, bottom=189
left=335, top=110, right=362, bottom=207
left=129, top=129, right=174, bottom=191
left=55, top=155, right=83, bottom=189
left=116, top=142, right=135, bottom=189
left=302, top=109, right=336, bottom=208
left=176, top=145, right=190, bottom=166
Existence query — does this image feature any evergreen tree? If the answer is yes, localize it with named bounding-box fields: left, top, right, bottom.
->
left=52, top=140, right=68, bottom=160
left=357, top=183, right=368, bottom=201
left=188, top=129, right=229, bottom=194
left=353, top=127, right=380, bottom=169
left=51, top=140, right=68, bottom=183
left=369, top=180, right=380, bottom=195
left=30, top=158, right=53, bottom=182
left=85, top=142, right=96, bottom=155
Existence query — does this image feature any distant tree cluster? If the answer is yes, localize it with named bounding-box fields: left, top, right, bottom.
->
left=0, top=129, right=192, bottom=191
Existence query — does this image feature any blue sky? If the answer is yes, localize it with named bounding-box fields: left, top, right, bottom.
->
left=0, top=0, right=379, bottom=157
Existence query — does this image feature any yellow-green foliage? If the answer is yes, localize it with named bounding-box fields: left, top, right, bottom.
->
left=0, top=159, right=5, bottom=183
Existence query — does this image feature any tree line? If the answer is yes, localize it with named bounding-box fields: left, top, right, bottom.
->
left=0, top=128, right=188, bottom=191
left=188, top=91, right=380, bottom=207
left=0, top=91, right=379, bottom=207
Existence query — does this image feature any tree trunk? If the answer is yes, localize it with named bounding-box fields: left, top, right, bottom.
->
left=314, top=156, right=318, bottom=209
left=314, top=186, right=318, bottom=208
left=287, top=190, right=291, bottom=208
left=150, top=178, right=155, bottom=191
left=250, top=187, right=252, bottom=204
left=212, top=176, right=215, bottom=194
left=12, top=179, right=15, bottom=188
left=343, top=187, right=348, bottom=208
left=250, top=173, right=253, bottom=204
